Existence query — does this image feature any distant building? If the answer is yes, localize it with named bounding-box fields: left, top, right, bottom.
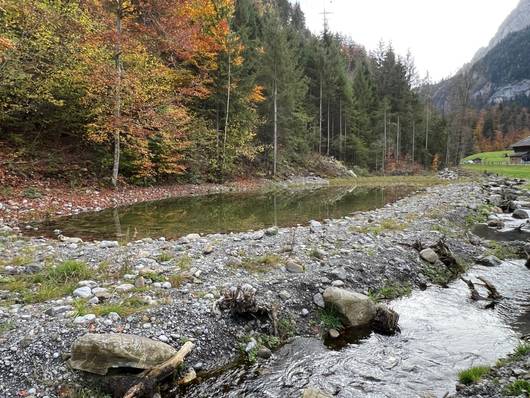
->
left=509, top=137, right=530, bottom=164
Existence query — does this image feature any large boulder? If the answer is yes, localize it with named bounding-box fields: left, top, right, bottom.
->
left=69, top=333, right=177, bottom=375
left=302, top=388, right=333, bottom=398
left=322, top=287, right=376, bottom=328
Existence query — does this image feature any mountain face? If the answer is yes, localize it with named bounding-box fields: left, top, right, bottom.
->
left=471, top=0, right=530, bottom=63
left=432, top=0, right=530, bottom=109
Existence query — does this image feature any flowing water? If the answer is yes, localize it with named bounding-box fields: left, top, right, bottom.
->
left=184, top=260, right=530, bottom=398
left=32, top=185, right=415, bottom=241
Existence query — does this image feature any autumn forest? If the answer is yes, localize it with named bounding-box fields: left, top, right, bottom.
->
left=1, top=0, right=529, bottom=185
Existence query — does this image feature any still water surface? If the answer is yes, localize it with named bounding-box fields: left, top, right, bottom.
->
left=35, top=185, right=415, bottom=241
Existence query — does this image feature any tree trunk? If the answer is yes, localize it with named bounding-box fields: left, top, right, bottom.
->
left=382, top=108, right=387, bottom=174
left=111, top=1, right=123, bottom=188
left=425, top=104, right=429, bottom=151
left=273, top=76, right=278, bottom=176
left=319, top=76, right=323, bottom=155
left=412, top=120, right=415, bottom=163
left=339, top=99, right=342, bottom=160
left=222, top=46, right=231, bottom=174
left=327, top=100, right=330, bottom=156
left=396, top=115, right=400, bottom=163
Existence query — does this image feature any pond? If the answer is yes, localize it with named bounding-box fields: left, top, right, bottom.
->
left=32, top=185, right=416, bottom=241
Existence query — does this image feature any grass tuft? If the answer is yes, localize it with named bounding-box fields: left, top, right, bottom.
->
left=504, top=380, right=530, bottom=396
left=458, top=366, right=490, bottom=385
left=318, top=307, right=343, bottom=330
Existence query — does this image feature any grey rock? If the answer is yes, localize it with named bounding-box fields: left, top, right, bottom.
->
left=313, top=293, right=325, bottom=308
left=477, top=255, right=502, bottom=267
left=73, top=314, right=96, bottom=325
left=45, top=305, right=73, bottom=317
left=73, top=286, right=93, bottom=299
left=420, top=248, right=439, bottom=264
left=513, top=209, right=530, bottom=219
left=257, top=347, right=272, bottom=359
left=285, top=260, right=304, bottom=273
left=92, top=287, right=111, bottom=299
left=99, top=240, right=119, bottom=249
left=323, top=287, right=376, bottom=328
left=69, top=333, right=178, bottom=375
left=116, top=284, right=135, bottom=293
left=265, top=227, right=279, bottom=236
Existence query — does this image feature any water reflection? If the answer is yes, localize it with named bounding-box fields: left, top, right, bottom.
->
left=33, top=185, right=415, bottom=241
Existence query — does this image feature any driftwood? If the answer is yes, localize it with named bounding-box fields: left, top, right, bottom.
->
left=477, top=276, right=502, bottom=300
left=123, top=341, right=195, bottom=398
left=460, top=277, right=485, bottom=301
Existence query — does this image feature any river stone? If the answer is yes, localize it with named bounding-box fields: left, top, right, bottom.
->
left=420, top=248, right=439, bottom=264
left=371, top=304, right=400, bottom=335
left=323, top=287, right=376, bottom=328
left=477, top=255, right=502, bottom=267
left=313, top=293, right=325, bottom=308
left=513, top=209, right=530, bottom=219
left=69, top=333, right=178, bottom=375
left=73, top=286, right=93, bottom=299
left=302, top=388, right=333, bottom=398
left=286, top=260, right=304, bottom=273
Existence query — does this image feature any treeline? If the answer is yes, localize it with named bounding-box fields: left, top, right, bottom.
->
left=0, top=0, right=448, bottom=185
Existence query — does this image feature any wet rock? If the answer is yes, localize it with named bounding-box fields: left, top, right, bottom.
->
left=371, top=304, right=400, bottom=335
left=487, top=219, right=504, bottom=229
left=322, top=287, right=376, bottom=328
left=257, top=347, right=272, bottom=359
left=477, top=255, right=502, bottom=267
left=69, top=333, right=178, bottom=375
left=420, top=248, right=439, bottom=264
left=328, top=329, right=340, bottom=338
left=513, top=209, right=529, bottom=219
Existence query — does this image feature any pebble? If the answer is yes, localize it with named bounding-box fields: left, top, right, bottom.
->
left=72, top=286, right=92, bottom=299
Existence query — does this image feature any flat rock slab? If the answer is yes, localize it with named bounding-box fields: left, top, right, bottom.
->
left=69, top=333, right=177, bottom=375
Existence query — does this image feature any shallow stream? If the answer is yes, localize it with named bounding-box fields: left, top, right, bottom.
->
left=184, top=260, right=530, bottom=397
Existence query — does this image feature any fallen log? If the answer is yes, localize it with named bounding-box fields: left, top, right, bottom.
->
left=123, top=341, right=195, bottom=398
left=477, top=276, right=502, bottom=300
left=460, top=277, right=485, bottom=301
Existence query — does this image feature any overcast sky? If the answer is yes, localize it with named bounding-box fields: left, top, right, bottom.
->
left=295, top=0, right=519, bottom=82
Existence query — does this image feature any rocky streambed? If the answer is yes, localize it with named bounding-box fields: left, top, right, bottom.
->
left=0, top=179, right=529, bottom=397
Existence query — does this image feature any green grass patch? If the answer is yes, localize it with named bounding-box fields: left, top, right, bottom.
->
left=329, top=175, right=446, bottom=188
left=463, top=164, right=530, bottom=179
left=486, top=241, right=520, bottom=260
left=353, top=218, right=408, bottom=235
left=369, top=281, right=412, bottom=301
left=157, top=252, right=173, bottom=262
left=463, top=150, right=511, bottom=162
left=504, top=380, right=530, bottom=396
left=465, top=204, right=493, bottom=226
left=458, top=366, right=491, bottom=385
left=235, top=254, right=283, bottom=273
left=0, top=260, right=94, bottom=303
left=318, top=307, right=343, bottom=330
left=176, top=255, right=192, bottom=270
left=0, top=320, right=15, bottom=334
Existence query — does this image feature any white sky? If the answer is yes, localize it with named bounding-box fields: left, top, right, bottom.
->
left=295, top=0, right=519, bottom=82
